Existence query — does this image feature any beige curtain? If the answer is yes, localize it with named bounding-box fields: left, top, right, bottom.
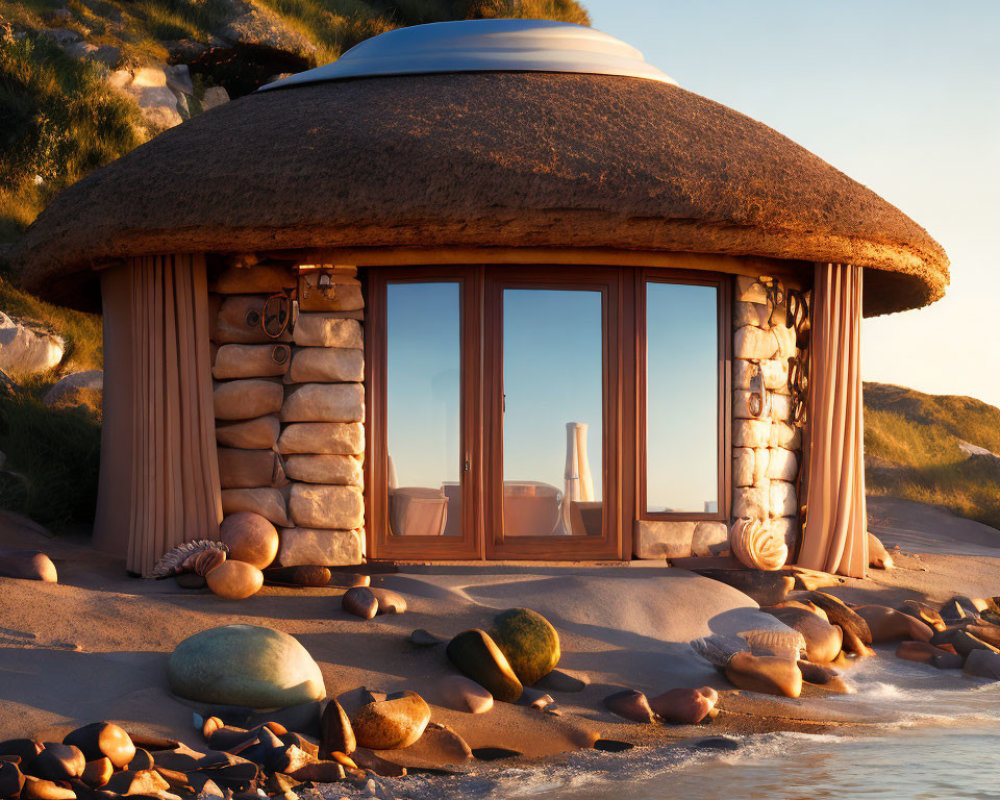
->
left=797, top=263, right=867, bottom=578
left=125, top=255, right=221, bottom=575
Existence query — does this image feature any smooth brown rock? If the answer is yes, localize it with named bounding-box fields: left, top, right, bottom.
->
left=349, top=693, right=431, bottom=750
left=213, top=344, right=290, bottom=379
left=446, top=630, right=523, bottom=703
left=369, top=587, right=407, bottom=614
left=725, top=651, right=802, bottom=698
left=0, top=549, right=58, bottom=582
left=342, top=586, right=378, bottom=619
left=854, top=605, right=933, bottom=643
left=221, top=487, right=291, bottom=527
left=280, top=383, right=364, bottom=423
left=63, top=723, right=135, bottom=770
left=35, top=744, right=85, bottom=781
left=263, top=565, right=331, bottom=587
left=603, top=690, right=655, bottom=723
left=217, top=448, right=280, bottom=490
left=764, top=607, right=843, bottom=663
left=213, top=379, right=284, bottom=420
left=389, top=723, right=473, bottom=768
left=320, top=699, right=356, bottom=757
left=896, top=641, right=945, bottom=664
left=80, top=758, right=112, bottom=788
left=288, top=348, right=363, bottom=383
left=0, top=762, right=25, bottom=799
left=277, top=528, right=362, bottom=566
left=0, top=739, right=42, bottom=769
left=952, top=630, right=1000, bottom=658
left=649, top=687, right=716, bottom=724
left=283, top=454, right=362, bottom=485
left=964, top=624, right=1000, bottom=649
left=798, top=660, right=836, bottom=685
left=436, top=675, right=494, bottom=714
left=868, top=533, right=894, bottom=569
left=216, top=416, right=281, bottom=450
left=804, top=592, right=873, bottom=655
left=103, top=769, right=170, bottom=796
left=220, top=511, right=279, bottom=569
left=206, top=561, right=264, bottom=600
left=899, top=600, right=946, bottom=631
left=277, top=422, right=364, bottom=455
left=963, top=648, right=1000, bottom=679
left=288, top=761, right=346, bottom=782
left=22, top=775, right=75, bottom=800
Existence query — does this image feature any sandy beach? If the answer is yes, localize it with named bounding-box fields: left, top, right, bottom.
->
left=2, top=495, right=1000, bottom=782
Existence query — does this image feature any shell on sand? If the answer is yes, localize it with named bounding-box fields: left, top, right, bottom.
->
left=151, top=540, right=229, bottom=579
left=729, top=518, right=788, bottom=571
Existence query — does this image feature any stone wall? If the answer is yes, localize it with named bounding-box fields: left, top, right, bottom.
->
left=209, top=260, right=366, bottom=567
left=731, top=275, right=809, bottom=557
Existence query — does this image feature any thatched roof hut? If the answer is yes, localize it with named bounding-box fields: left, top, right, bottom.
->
left=15, top=20, right=947, bottom=579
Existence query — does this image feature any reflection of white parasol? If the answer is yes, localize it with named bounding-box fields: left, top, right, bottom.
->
left=561, top=422, right=594, bottom=534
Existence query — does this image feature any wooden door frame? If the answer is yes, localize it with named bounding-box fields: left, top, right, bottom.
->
left=483, top=266, right=625, bottom=560
left=634, top=269, right=733, bottom=523
left=364, top=266, right=484, bottom=561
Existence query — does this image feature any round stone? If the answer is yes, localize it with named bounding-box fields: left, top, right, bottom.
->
left=446, top=629, right=522, bottom=703
left=603, top=689, right=655, bottom=723
left=219, top=512, right=279, bottom=569
left=349, top=692, right=431, bottom=750
left=167, top=624, right=326, bottom=709
left=649, top=687, right=716, bottom=724
left=206, top=560, right=264, bottom=600
left=63, top=723, right=135, bottom=769
left=491, top=608, right=561, bottom=686
left=342, top=586, right=378, bottom=619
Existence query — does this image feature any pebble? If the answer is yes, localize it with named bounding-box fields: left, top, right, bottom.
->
left=952, top=630, right=1000, bottom=658
left=0, top=550, right=58, bottom=583
left=34, top=744, right=85, bottom=781
left=320, top=698, right=356, bottom=756
left=649, top=687, right=716, bottom=724
left=764, top=606, right=843, bottom=663
left=368, top=587, right=406, bottom=614
left=446, top=629, right=523, bottom=703
left=963, top=648, right=1000, bottom=679
left=804, top=592, right=873, bottom=655
left=409, top=629, right=446, bottom=647
left=854, top=605, right=933, bottom=643
left=437, top=675, right=494, bottom=714
left=593, top=739, right=633, bottom=752
left=898, top=600, right=945, bottom=631
left=342, top=587, right=379, bottom=619
left=63, top=722, right=135, bottom=769
left=725, top=651, right=802, bottom=698
left=205, top=560, right=264, bottom=600
left=941, top=598, right=978, bottom=623
left=0, top=762, right=25, bottom=798
left=491, top=608, right=561, bottom=687
left=603, top=689, right=655, bottom=723
left=262, top=566, right=332, bottom=587
left=349, top=692, right=431, bottom=750
left=219, top=512, right=279, bottom=569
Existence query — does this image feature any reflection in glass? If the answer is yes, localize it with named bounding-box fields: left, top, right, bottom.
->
left=646, top=283, right=718, bottom=513
left=502, top=289, right=603, bottom=536
left=386, top=282, right=462, bottom=535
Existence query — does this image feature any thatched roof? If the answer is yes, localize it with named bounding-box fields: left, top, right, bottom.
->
left=16, top=71, right=947, bottom=315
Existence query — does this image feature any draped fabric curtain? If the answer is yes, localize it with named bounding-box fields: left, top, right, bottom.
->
left=126, top=254, right=221, bottom=575
left=797, top=263, right=867, bottom=578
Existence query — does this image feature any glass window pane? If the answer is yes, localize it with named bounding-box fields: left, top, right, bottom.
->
left=646, top=282, right=719, bottom=513
left=386, top=282, right=462, bottom=536
left=502, top=289, right=603, bottom=537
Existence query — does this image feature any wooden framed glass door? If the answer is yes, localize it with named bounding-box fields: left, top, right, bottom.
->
left=366, top=267, right=482, bottom=560
left=484, top=267, right=622, bottom=560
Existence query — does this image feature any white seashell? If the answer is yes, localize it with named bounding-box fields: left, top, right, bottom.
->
left=151, top=540, right=229, bottom=579
left=730, top=518, right=788, bottom=571
left=739, top=629, right=807, bottom=659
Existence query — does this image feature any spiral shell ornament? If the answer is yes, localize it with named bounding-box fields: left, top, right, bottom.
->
left=729, top=518, right=788, bottom=571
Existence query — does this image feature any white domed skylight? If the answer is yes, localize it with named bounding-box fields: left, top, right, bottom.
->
left=259, top=19, right=676, bottom=91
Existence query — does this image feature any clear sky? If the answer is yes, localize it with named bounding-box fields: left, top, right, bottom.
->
left=583, top=0, right=1000, bottom=407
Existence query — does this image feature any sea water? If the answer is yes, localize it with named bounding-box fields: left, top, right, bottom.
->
left=324, top=656, right=1000, bottom=800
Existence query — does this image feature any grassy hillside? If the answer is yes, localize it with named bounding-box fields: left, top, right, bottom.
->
left=0, top=0, right=590, bottom=245
left=864, top=382, right=1000, bottom=530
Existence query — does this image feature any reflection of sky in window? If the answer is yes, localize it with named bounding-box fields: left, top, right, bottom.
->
left=386, top=282, right=461, bottom=489
left=646, top=283, right=718, bottom=512
left=503, top=289, right=603, bottom=496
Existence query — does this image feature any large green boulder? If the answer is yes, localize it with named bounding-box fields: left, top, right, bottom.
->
left=446, top=629, right=523, bottom=703
left=167, top=625, right=326, bottom=709
left=491, top=608, right=560, bottom=686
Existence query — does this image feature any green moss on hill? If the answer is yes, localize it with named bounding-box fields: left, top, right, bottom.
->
left=864, top=382, right=1000, bottom=531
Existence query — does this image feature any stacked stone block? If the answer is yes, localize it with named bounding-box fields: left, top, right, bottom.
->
left=731, top=275, right=808, bottom=556
left=210, top=260, right=365, bottom=567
